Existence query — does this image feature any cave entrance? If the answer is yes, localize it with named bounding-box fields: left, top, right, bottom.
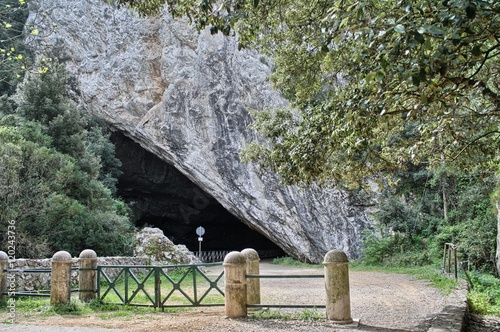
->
left=111, top=132, right=283, bottom=255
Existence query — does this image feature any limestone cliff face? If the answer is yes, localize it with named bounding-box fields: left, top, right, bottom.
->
left=28, top=0, right=375, bottom=261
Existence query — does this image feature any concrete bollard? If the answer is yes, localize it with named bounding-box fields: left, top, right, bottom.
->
left=50, top=251, right=73, bottom=305
left=0, top=251, right=8, bottom=301
left=241, top=248, right=260, bottom=309
left=324, top=249, right=353, bottom=324
left=79, top=249, right=97, bottom=302
left=223, top=251, right=247, bottom=318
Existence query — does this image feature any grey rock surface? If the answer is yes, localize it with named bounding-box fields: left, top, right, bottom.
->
left=134, top=227, right=199, bottom=264
left=27, top=0, right=375, bottom=262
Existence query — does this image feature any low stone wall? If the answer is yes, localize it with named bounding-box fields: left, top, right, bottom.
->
left=8, top=256, right=150, bottom=292
left=6, top=227, right=201, bottom=292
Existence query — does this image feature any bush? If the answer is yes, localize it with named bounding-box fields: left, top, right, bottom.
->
left=0, top=61, right=133, bottom=257
left=468, top=272, right=500, bottom=315
left=362, top=166, right=497, bottom=272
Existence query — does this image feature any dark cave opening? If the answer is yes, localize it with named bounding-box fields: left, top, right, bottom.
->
left=111, top=132, right=284, bottom=255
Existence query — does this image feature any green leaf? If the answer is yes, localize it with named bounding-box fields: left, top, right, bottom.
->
left=426, top=25, right=444, bottom=36
left=421, top=94, right=428, bottom=104
left=339, top=16, right=349, bottom=28
left=375, top=71, right=385, bottom=81
left=366, top=71, right=377, bottom=84
left=413, top=31, right=425, bottom=44
left=394, top=24, right=405, bottom=34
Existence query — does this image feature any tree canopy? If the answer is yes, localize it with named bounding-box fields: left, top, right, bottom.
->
left=1, top=0, right=54, bottom=95
left=119, top=0, right=500, bottom=187
left=0, top=61, right=132, bottom=257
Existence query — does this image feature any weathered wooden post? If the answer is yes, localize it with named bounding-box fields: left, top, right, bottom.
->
left=0, top=251, right=8, bottom=301
left=50, top=251, right=72, bottom=305
left=241, top=248, right=260, bottom=310
left=324, top=249, right=353, bottom=324
left=79, top=249, right=97, bottom=302
left=223, top=251, right=247, bottom=318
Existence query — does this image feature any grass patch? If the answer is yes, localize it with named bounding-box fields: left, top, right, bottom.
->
left=3, top=298, right=93, bottom=317
left=5, top=295, right=188, bottom=322
left=250, top=308, right=324, bottom=321
left=9, top=297, right=51, bottom=315
left=50, top=300, right=94, bottom=315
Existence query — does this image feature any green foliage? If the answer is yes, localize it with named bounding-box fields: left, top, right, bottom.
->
left=122, top=0, right=500, bottom=188
left=360, top=231, right=432, bottom=267
left=0, top=61, right=132, bottom=258
left=468, top=272, right=500, bottom=315
left=0, top=0, right=32, bottom=95
left=361, top=165, right=497, bottom=271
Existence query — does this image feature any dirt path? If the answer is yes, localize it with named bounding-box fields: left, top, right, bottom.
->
left=1, top=262, right=465, bottom=331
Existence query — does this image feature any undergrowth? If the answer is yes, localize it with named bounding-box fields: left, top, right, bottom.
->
left=467, top=272, right=500, bottom=315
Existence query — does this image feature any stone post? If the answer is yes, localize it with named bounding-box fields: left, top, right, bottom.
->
left=223, top=251, right=247, bottom=318
left=79, top=249, right=97, bottom=302
left=50, top=251, right=72, bottom=305
left=241, top=248, right=260, bottom=310
left=324, top=249, right=353, bottom=324
left=0, top=251, right=8, bottom=301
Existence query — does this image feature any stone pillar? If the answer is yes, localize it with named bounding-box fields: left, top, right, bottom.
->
left=0, top=251, right=8, bottom=301
left=324, top=249, right=353, bottom=324
left=50, top=251, right=72, bottom=305
left=241, top=248, right=260, bottom=309
left=223, top=251, right=247, bottom=318
left=79, top=249, right=97, bottom=302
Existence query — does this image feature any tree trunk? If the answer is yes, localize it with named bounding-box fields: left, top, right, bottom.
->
left=442, top=186, right=448, bottom=222
left=496, top=202, right=500, bottom=276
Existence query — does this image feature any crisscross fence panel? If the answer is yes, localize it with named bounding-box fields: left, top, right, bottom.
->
left=97, top=265, right=158, bottom=307
left=97, top=263, right=225, bottom=310
left=159, top=264, right=224, bottom=308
